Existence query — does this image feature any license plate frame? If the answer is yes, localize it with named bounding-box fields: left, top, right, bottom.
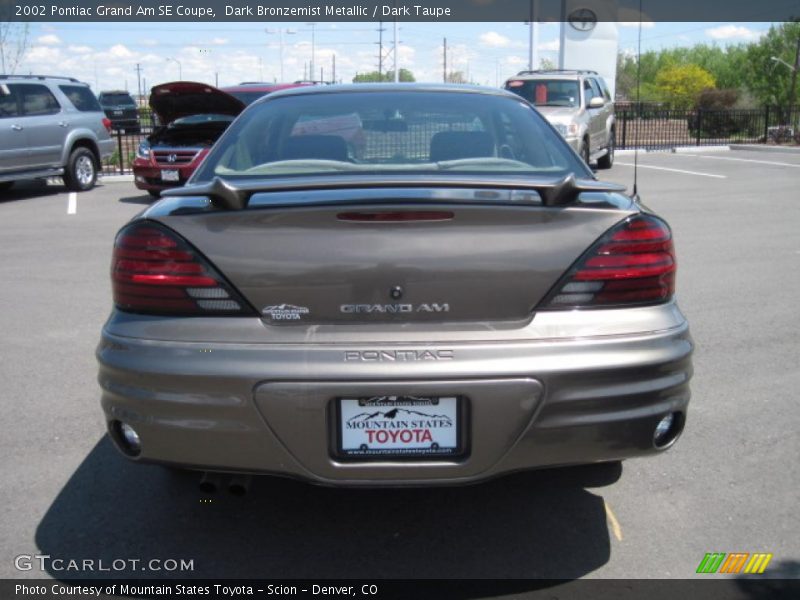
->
left=334, top=395, right=467, bottom=460
left=161, top=169, right=179, bottom=182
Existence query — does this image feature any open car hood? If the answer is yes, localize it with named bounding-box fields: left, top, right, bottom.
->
left=149, top=81, right=245, bottom=125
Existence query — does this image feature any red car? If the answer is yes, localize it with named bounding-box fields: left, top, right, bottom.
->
left=133, top=82, right=312, bottom=197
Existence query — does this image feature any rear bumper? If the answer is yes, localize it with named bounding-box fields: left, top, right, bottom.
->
left=97, top=306, right=693, bottom=486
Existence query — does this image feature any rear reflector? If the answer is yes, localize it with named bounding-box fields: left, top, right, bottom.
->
left=111, top=222, right=252, bottom=316
left=539, top=215, right=676, bottom=309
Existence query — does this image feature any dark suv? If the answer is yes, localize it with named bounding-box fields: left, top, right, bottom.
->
left=0, top=75, right=114, bottom=191
left=98, top=90, right=140, bottom=133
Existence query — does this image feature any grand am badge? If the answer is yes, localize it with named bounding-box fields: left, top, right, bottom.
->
left=261, top=304, right=310, bottom=321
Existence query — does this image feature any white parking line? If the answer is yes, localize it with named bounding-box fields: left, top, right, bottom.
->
left=685, top=155, right=800, bottom=168
left=615, top=162, right=726, bottom=179
left=67, top=192, right=77, bottom=215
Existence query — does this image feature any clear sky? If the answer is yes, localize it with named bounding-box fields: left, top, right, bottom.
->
left=17, top=21, right=777, bottom=93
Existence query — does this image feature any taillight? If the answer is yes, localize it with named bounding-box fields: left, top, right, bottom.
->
left=539, top=215, right=676, bottom=309
left=102, top=117, right=112, bottom=133
left=111, top=222, right=253, bottom=316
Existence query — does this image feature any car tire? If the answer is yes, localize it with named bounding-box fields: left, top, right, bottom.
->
left=597, top=129, right=615, bottom=169
left=581, top=139, right=591, bottom=166
left=0, top=181, right=14, bottom=191
left=62, top=147, right=98, bottom=191
left=148, top=190, right=161, bottom=198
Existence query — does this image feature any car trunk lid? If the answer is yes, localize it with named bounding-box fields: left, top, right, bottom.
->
left=154, top=188, right=633, bottom=324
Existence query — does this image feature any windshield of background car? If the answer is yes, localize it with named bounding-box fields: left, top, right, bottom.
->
left=506, top=80, right=581, bottom=108
left=99, top=93, right=136, bottom=107
left=193, top=90, right=588, bottom=182
left=169, top=114, right=236, bottom=128
left=226, top=90, right=271, bottom=105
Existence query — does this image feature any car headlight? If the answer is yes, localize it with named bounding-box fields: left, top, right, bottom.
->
left=136, top=140, right=151, bottom=160
left=553, top=123, right=580, bottom=137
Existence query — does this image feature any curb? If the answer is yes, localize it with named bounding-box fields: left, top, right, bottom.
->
left=615, top=145, right=730, bottom=156
left=730, top=144, right=800, bottom=154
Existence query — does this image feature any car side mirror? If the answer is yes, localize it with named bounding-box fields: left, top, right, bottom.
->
left=588, top=97, right=605, bottom=109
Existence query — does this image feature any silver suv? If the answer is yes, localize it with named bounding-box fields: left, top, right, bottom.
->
left=0, top=75, right=114, bottom=191
left=504, top=69, right=615, bottom=169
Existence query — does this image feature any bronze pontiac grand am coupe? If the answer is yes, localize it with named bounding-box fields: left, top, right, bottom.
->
left=97, top=84, right=693, bottom=489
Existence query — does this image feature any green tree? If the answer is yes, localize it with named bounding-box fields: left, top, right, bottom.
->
left=742, top=21, right=800, bottom=112
left=352, top=68, right=415, bottom=83
left=654, top=64, right=716, bottom=109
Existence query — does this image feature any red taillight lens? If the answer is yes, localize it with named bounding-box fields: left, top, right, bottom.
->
left=540, top=215, right=676, bottom=309
left=102, top=117, right=112, bottom=133
left=111, top=222, right=252, bottom=315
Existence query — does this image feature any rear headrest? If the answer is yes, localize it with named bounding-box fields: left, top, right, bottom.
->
left=430, top=131, right=495, bottom=162
left=283, top=135, right=348, bottom=161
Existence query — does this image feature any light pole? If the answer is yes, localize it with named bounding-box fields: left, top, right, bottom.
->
left=266, top=28, right=296, bottom=82
left=166, top=57, right=182, bottom=80
left=771, top=39, right=800, bottom=127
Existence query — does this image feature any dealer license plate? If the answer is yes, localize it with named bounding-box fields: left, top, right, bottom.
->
left=338, top=396, right=461, bottom=458
left=161, top=169, right=179, bottom=182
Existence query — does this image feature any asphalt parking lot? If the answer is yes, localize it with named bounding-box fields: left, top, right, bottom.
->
left=1, top=148, right=798, bottom=582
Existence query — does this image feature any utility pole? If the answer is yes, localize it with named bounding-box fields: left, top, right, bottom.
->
left=393, top=20, right=399, bottom=82
left=377, top=21, right=385, bottom=79
left=443, top=37, right=447, bottom=83
left=307, top=22, right=316, bottom=82
left=135, top=63, right=143, bottom=105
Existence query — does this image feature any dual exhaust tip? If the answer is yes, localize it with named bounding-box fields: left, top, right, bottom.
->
left=199, top=472, right=252, bottom=496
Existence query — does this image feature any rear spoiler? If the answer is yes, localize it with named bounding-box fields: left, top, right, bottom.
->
left=164, top=174, right=627, bottom=211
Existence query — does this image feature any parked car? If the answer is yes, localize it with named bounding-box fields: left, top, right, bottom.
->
left=0, top=74, right=114, bottom=191
left=132, top=81, right=245, bottom=197
left=98, top=90, right=140, bottom=133
left=504, top=69, right=616, bottom=169
left=98, top=84, right=692, bottom=489
left=221, top=81, right=315, bottom=106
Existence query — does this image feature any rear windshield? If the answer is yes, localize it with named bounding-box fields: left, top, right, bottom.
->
left=194, top=90, right=587, bottom=182
left=60, top=85, right=102, bottom=112
left=99, top=93, right=136, bottom=107
left=505, top=80, right=581, bottom=108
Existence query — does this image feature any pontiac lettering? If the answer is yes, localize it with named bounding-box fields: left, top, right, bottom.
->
left=344, top=350, right=454, bottom=362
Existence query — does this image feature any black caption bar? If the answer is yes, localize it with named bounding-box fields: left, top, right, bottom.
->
left=4, top=579, right=800, bottom=600
left=1, top=0, right=799, bottom=23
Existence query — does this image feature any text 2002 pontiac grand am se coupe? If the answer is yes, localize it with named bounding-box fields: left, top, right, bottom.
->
left=97, top=84, right=693, bottom=488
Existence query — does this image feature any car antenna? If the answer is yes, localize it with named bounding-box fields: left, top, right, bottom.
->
left=632, top=0, right=643, bottom=199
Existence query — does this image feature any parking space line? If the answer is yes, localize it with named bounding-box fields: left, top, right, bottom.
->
left=67, top=192, right=77, bottom=215
left=685, top=155, right=800, bottom=168
left=604, top=500, right=624, bottom=542
left=615, top=162, right=726, bottom=179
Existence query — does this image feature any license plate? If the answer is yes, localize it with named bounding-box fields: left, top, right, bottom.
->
left=113, top=110, right=123, bottom=115
left=337, top=396, right=461, bottom=458
left=161, top=169, right=179, bottom=182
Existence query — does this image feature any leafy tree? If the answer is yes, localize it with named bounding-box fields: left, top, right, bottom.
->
left=743, top=21, right=800, bottom=112
left=352, top=69, right=415, bottom=83
left=654, top=64, right=716, bottom=109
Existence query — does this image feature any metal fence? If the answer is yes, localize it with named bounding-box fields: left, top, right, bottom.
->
left=615, top=105, right=800, bottom=150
